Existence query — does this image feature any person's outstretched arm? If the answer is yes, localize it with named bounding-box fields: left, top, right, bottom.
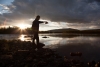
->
left=39, top=21, right=44, bottom=24
left=39, top=21, right=48, bottom=24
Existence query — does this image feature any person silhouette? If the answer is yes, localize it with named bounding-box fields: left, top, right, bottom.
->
left=32, top=15, right=48, bottom=46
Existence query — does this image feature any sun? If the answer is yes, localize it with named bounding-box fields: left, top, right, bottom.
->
left=17, top=24, right=26, bottom=29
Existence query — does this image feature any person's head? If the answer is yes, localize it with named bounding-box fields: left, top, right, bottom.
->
left=35, top=15, right=40, bottom=20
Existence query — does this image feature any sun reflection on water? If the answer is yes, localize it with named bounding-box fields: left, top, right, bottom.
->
left=19, top=34, right=25, bottom=41
left=18, top=34, right=32, bottom=41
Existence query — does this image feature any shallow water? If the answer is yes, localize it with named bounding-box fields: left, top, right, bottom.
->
left=0, top=34, right=100, bottom=62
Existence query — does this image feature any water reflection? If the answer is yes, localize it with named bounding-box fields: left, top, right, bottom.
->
left=40, top=34, right=100, bottom=62
left=18, top=34, right=32, bottom=41
left=19, top=34, right=25, bottom=41
left=55, top=43, right=100, bottom=62
left=0, top=34, right=100, bottom=63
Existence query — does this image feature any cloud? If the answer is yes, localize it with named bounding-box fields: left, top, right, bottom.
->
left=0, top=4, right=9, bottom=10
left=0, top=0, right=100, bottom=27
left=88, top=0, right=100, bottom=3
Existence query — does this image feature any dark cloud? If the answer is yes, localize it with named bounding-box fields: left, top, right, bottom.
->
left=0, top=0, right=100, bottom=25
left=88, top=0, right=100, bottom=3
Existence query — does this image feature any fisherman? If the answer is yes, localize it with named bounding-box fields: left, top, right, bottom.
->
left=32, top=15, right=48, bottom=46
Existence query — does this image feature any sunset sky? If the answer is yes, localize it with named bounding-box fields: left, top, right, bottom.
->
left=0, top=0, right=100, bottom=31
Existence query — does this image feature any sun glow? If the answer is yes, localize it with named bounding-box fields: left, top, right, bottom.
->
left=17, top=24, right=27, bottom=29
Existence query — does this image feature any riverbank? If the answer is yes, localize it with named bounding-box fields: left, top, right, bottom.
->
left=0, top=40, right=99, bottom=67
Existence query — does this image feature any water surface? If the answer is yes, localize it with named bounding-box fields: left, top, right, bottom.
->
left=0, top=34, right=100, bottom=62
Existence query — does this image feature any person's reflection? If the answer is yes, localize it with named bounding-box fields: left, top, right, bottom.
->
left=31, top=15, right=48, bottom=48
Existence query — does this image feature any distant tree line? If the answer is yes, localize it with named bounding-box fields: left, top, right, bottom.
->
left=0, top=26, right=48, bottom=34
left=0, top=27, right=32, bottom=34
left=0, top=27, right=100, bottom=34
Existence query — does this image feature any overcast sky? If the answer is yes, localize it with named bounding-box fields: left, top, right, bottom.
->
left=0, top=0, right=100, bottom=30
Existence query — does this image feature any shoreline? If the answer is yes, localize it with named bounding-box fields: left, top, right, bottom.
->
left=0, top=40, right=99, bottom=67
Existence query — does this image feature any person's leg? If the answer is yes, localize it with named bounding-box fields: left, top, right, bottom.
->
left=31, top=32, right=37, bottom=49
left=32, top=31, right=36, bottom=44
left=35, top=32, right=39, bottom=45
left=32, top=35, right=35, bottom=44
